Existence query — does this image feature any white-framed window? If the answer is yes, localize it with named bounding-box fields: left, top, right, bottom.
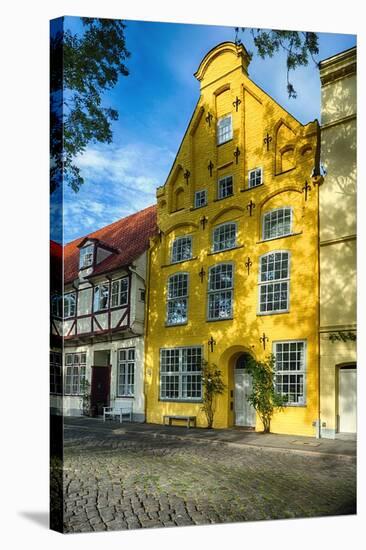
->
left=263, top=208, right=292, bottom=240
left=218, top=175, right=233, bottom=199
left=160, top=346, right=202, bottom=400
left=171, top=236, right=192, bottom=263
left=274, top=340, right=306, bottom=405
left=117, top=348, right=135, bottom=396
left=248, top=168, right=263, bottom=188
left=111, top=277, right=129, bottom=307
left=79, top=244, right=94, bottom=268
left=213, top=222, right=237, bottom=252
left=51, top=294, right=62, bottom=318
left=259, top=251, right=290, bottom=313
left=50, top=351, right=62, bottom=394
left=64, top=292, right=76, bottom=318
left=208, top=263, right=233, bottom=320
left=217, top=114, right=232, bottom=145
left=65, top=353, right=86, bottom=395
left=94, top=283, right=109, bottom=311
left=167, top=273, right=188, bottom=325
left=195, top=189, right=207, bottom=208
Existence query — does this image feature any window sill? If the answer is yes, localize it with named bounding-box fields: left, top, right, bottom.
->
left=240, top=183, right=264, bottom=192
left=257, top=310, right=289, bottom=316
left=275, top=167, right=296, bottom=177
left=282, top=403, right=307, bottom=407
left=207, top=317, right=233, bottom=322
left=217, top=138, right=233, bottom=147
left=161, top=256, right=197, bottom=268
left=165, top=322, right=188, bottom=327
left=190, top=204, right=207, bottom=211
left=213, top=195, right=234, bottom=202
left=257, top=232, right=302, bottom=244
left=207, top=245, right=244, bottom=256
left=115, top=395, right=135, bottom=399
left=159, top=398, right=203, bottom=403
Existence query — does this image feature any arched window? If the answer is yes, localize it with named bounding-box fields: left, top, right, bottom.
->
left=259, top=251, right=290, bottom=313
left=208, top=263, right=234, bottom=320
left=263, top=208, right=292, bottom=240
left=212, top=222, right=237, bottom=252
left=166, top=273, right=189, bottom=325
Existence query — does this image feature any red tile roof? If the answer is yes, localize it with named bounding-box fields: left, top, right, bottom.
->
left=64, top=205, right=157, bottom=284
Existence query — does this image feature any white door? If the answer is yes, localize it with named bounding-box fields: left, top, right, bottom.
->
left=234, top=368, right=256, bottom=427
left=339, top=368, right=357, bottom=433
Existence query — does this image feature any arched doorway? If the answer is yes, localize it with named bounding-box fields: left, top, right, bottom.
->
left=234, top=353, right=256, bottom=427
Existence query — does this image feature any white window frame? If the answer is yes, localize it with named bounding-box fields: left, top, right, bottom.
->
left=273, top=340, right=307, bottom=405
left=111, top=277, right=129, bottom=308
left=207, top=263, right=234, bottom=321
left=171, top=235, right=192, bottom=264
left=117, top=347, right=135, bottom=397
left=94, top=282, right=109, bottom=312
left=194, top=189, right=207, bottom=208
left=248, top=167, right=263, bottom=188
left=217, top=175, right=233, bottom=200
left=166, top=272, right=189, bottom=326
left=212, top=222, right=237, bottom=252
left=160, top=346, right=203, bottom=401
left=64, top=352, right=87, bottom=395
left=79, top=244, right=94, bottom=268
left=262, top=207, right=293, bottom=241
left=217, top=114, right=233, bottom=145
left=64, top=292, right=76, bottom=318
left=50, top=351, right=62, bottom=394
left=258, top=251, right=290, bottom=314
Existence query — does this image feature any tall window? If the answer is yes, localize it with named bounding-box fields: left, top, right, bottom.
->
left=64, top=292, right=76, bottom=318
left=111, top=277, right=129, bottom=307
left=94, top=283, right=109, bottom=311
left=79, top=244, right=94, bottom=268
left=263, top=208, right=292, bottom=240
left=208, top=263, right=233, bottom=320
left=50, top=351, right=62, bottom=394
left=167, top=273, right=188, bottom=325
left=195, top=189, right=207, bottom=208
left=171, top=236, right=192, bottom=263
left=213, top=222, right=237, bottom=252
left=217, top=114, right=232, bottom=145
left=248, top=168, right=263, bottom=188
left=65, top=353, right=86, bottom=395
left=117, top=348, right=135, bottom=396
left=160, top=347, right=202, bottom=400
left=218, top=176, right=233, bottom=199
left=259, top=251, right=290, bottom=313
left=274, top=341, right=306, bottom=405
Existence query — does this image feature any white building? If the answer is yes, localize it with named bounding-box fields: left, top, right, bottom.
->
left=50, top=205, right=157, bottom=421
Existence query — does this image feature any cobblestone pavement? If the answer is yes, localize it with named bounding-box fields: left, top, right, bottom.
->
left=58, top=422, right=356, bottom=533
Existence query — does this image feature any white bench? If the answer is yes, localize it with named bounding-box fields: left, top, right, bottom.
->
left=103, top=403, right=133, bottom=423
left=163, top=415, right=196, bottom=428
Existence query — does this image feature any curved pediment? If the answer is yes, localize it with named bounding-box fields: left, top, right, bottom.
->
left=194, top=42, right=251, bottom=86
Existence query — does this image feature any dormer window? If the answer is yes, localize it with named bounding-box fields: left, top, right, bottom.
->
left=79, top=244, right=94, bottom=268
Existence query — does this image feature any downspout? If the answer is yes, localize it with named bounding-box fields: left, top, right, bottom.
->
left=143, top=243, right=153, bottom=423
left=314, top=120, right=322, bottom=438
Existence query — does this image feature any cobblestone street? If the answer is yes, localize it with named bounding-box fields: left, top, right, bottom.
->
left=57, top=419, right=356, bottom=533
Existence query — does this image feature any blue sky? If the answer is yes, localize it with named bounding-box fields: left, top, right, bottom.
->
left=56, top=18, right=356, bottom=244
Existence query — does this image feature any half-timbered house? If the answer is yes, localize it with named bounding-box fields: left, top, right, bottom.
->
left=52, top=205, right=157, bottom=419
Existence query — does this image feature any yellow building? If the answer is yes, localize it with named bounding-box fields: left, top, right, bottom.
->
left=145, top=42, right=322, bottom=436
left=319, top=48, right=357, bottom=438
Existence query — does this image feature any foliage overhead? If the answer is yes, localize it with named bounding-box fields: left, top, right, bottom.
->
left=201, top=361, right=226, bottom=429
left=246, top=354, right=284, bottom=433
left=235, top=28, right=319, bottom=99
left=50, top=17, right=130, bottom=193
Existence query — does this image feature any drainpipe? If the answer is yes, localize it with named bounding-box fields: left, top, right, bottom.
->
left=315, top=120, right=321, bottom=438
